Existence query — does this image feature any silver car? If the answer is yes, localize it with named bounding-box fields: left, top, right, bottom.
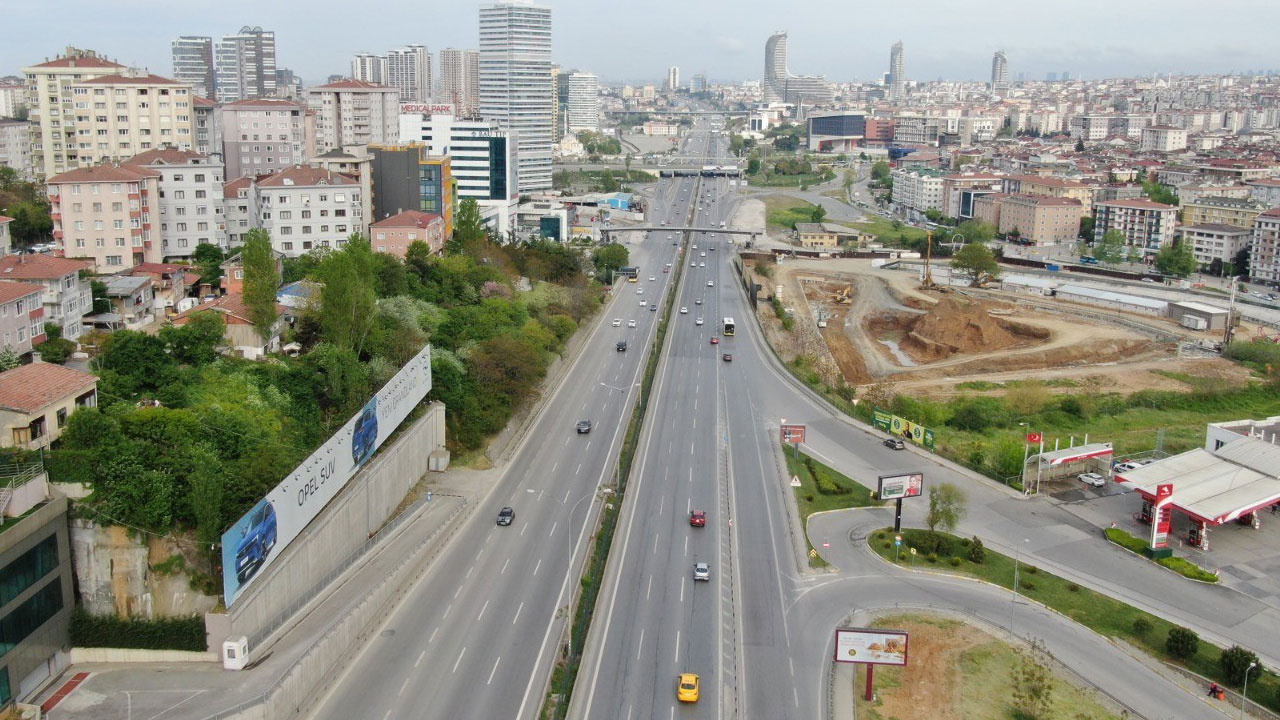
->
left=693, top=562, right=710, bottom=581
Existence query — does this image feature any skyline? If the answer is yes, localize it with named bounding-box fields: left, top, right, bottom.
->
left=4, top=0, right=1280, bottom=87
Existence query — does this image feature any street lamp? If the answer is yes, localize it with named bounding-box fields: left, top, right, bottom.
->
left=1010, top=538, right=1030, bottom=634
left=1241, top=661, right=1258, bottom=720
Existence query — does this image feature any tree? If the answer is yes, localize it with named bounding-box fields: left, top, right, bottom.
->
left=450, top=198, right=489, bottom=252
left=240, top=229, right=280, bottom=342
left=1142, top=180, right=1178, bottom=206
left=318, top=236, right=378, bottom=354
left=594, top=243, right=629, bottom=279
left=926, top=482, right=967, bottom=533
left=950, top=243, right=1002, bottom=286
left=1094, top=229, right=1128, bottom=264
left=193, top=243, right=225, bottom=287
left=1154, top=240, right=1196, bottom=277
left=1165, top=626, right=1200, bottom=660
left=870, top=161, right=891, bottom=183
left=1079, top=215, right=1095, bottom=241
left=35, top=322, right=76, bottom=364
left=1074, top=138, right=1086, bottom=152
left=0, top=347, right=19, bottom=372
left=1012, top=640, right=1055, bottom=720
left=1231, top=246, right=1251, bottom=279
left=0, top=165, right=18, bottom=191
left=1219, top=645, right=1261, bottom=686
left=810, top=204, right=827, bottom=224
left=956, top=219, right=997, bottom=243
left=160, top=312, right=226, bottom=365
left=7, top=202, right=52, bottom=245
left=746, top=157, right=761, bottom=175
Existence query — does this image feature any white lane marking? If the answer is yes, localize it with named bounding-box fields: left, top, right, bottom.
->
left=442, top=603, right=451, bottom=620
left=690, top=441, right=695, bottom=455
left=637, top=629, right=645, bottom=661
left=680, top=575, right=686, bottom=603
left=789, top=657, right=795, bottom=676
left=692, top=418, right=696, bottom=430
left=564, top=437, right=569, bottom=447
left=689, top=468, right=693, bottom=484
left=452, top=647, right=467, bottom=673
left=576, top=463, right=582, bottom=475
left=513, top=601, right=524, bottom=625
left=454, top=585, right=462, bottom=600
left=466, top=566, right=473, bottom=579
left=694, top=398, right=698, bottom=411
left=653, top=534, right=659, bottom=555
left=563, top=489, right=571, bottom=503
left=647, top=573, right=653, bottom=600
left=533, top=558, right=542, bottom=576
left=501, top=558, right=510, bottom=574
left=658, top=496, right=664, bottom=515
left=429, top=627, right=438, bottom=644
left=551, top=461, right=558, bottom=474
left=586, top=440, right=591, bottom=452
left=398, top=677, right=411, bottom=697
left=794, top=688, right=799, bottom=707
left=686, top=497, right=691, bottom=512
left=674, top=630, right=681, bottom=662
left=415, top=650, right=426, bottom=667
left=684, top=535, right=688, bottom=556
left=520, top=523, right=528, bottom=537
left=488, top=656, right=502, bottom=685
left=670, top=708, right=675, bottom=720
left=548, top=521, right=557, bottom=537
left=477, top=600, right=490, bottom=621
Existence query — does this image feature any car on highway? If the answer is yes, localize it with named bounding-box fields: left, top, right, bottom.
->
left=639, top=300, right=647, bottom=307
left=710, top=337, right=719, bottom=345
left=612, top=318, right=622, bottom=327
left=680, top=306, right=688, bottom=314
left=689, top=510, right=706, bottom=527
left=650, top=304, right=658, bottom=312
left=617, top=340, right=628, bottom=352
left=693, top=562, right=711, bottom=581
left=699, top=262, right=706, bottom=267
left=628, top=319, right=637, bottom=328
left=722, top=353, right=732, bottom=362
left=707, top=280, right=714, bottom=287
left=664, top=266, right=670, bottom=272
left=636, top=288, right=643, bottom=295
left=691, top=261, right=697, bottom=267
left=695, top=298, right=702, bottom=305
left=884, top=437, right=905, bottom=450
left=576, top=419, right=593, bottom=434
left=677, top=674, right=700, bottom=703
left=649, top=276, right=656, bottom=281
left=692, top=244, right=698, bottom=249
left=496, top=507, right=515, bottom=526
left=695, top=317, right=703, bottom=325
left=700, top=252, right=706, bottom=257
left=1141, top=277, right=1157, bottom=283
left=1078, top=472, right=1106, bottom=488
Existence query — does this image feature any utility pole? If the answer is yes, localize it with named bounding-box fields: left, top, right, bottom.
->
left=923, top=231, right=933, bottom=288
left=1224, top=275, right=1238, bottom=347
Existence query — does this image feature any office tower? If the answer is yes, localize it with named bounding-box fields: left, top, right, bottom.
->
left=351, top=53, right=387, bottom=84
left=888, top=41, right=905, bottom=100
left=991, top=50, right=1010, bottom=96
left=172, top=36, right=215, bottom=98
left=690, top=74, right=707, bottom=93
left=23, top=47, right=125, bottom=178
left=387, top=45, right=432, bottom=102
left=667, top=66, right=680, bottom=91
left=1047, top=72, right=1058, bottom=82
left=215, top=26, right=277, bottom=102
left=761, top=31, right=833, bottom=106
left=480, top=1, right=553, bottom=193
left=566, top=72, right=599, bottom=132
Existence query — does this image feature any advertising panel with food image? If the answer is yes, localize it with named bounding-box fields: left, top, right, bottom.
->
left=834, top=627, right=909, bottom=666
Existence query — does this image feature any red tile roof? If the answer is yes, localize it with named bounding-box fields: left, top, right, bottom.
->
left=312, top=79, right=394, bottom=91
left=371, top=210, right=442, bottom=229
left=0, top=362, right=96, bottom=414
left=1007, top=174, right=1089, bottom=188
left=257, top=165, right=357, bottom=188
left=172, top=292, right=284, bottom=326
left=1260, top=207, right=1280, bottom=218
left=27, top=56, right=124, bottom=70
left=79, top=73, right=182, bottom=86
left=192, top=96, right=217, bottom=107
left=47, top=164, right=160, bottom=184
left=0, top=280, right=46, bottom=305
left=224, top=176, right=254, bottom=199
left=0, top=254, right=91, bottom=279
left=125, top=148, right=209, bottom=166
left=130, top=262, right=187, bottom=275
left=0, top=216, right=12, bottom=223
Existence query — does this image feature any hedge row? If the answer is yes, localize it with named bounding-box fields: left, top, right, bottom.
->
left=70, top=608, right=206, bottom=651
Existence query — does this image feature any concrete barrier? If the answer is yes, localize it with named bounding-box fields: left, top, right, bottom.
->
left=69, top=648, right=217, bottom=664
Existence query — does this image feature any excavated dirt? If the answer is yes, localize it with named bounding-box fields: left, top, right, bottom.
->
left=899, top=296, right=1048, bottom=363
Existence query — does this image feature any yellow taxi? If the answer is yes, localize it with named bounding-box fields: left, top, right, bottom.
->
left=677, top=673, right=700, bottom=703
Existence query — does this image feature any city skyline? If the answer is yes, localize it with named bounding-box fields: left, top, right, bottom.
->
left=4, top=0, right=1280, bottom=86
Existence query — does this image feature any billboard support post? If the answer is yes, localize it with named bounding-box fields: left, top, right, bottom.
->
left=893, top=498, right=903, bottom=532
left=865, top=664, right=875, bottom=701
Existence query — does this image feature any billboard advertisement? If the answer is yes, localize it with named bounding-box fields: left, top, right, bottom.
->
left=873, top=408, right=936, bottom=449
left=834, top=627, right=909, bottom=666
left=221, top=344, right=434, bottom=606
left=781, top=423, right=806, bottom=444
left=878, top=473, right=924, bottom=501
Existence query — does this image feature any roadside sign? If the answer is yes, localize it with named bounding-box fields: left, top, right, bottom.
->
left=790, top=475, right=802, bottom=487
left=781, top=422, right=806, bottom=444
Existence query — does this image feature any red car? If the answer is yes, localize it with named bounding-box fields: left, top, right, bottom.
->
left=689, top=510, right=706, bottom=527
left=710, top=337, right=719, bottom=345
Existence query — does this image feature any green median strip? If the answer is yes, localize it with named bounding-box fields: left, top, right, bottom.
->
left=783, top=444, right=881, bottom=568
left=867, top=527, right=1280, bottom=714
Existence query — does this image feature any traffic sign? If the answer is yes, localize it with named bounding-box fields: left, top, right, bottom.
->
left=809, top=548, right=818, bottom=559
left=790, top=475, right=802, bottom=487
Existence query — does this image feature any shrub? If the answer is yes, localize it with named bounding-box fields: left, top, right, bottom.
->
left=1067, top=583, right=1079, bottom=592
left=805, top=494, right=815, bottom=502
left=1020, top=580, right=1036, bottom=591
left=883, top=542, right=892, bottom=550
left=949, top=557, right=962, bottom=567
left=875, top=531, right=886, bottom=540
left=960, top=538, right=971, bottom=547
left=927, top=552, right=938, bottom=563
left=1219, top=646, right=1262, bottom=686
left=815, top=476, right=845, bottom=495
left=1132, top=617, right=1152, bottom=636
left=968, top=537, right=986, bottom=564
left=1026, top=566, right=1038, bottom=574
left=1166, top=627, right=1200, bottom=660
left=70, top=609, right=205, bottom=651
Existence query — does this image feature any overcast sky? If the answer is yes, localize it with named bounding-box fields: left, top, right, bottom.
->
left=4, top=0, right=1278, bottom=86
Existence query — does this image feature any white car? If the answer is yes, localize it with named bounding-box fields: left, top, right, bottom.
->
left=649, top=276, right=656, bottom=281
left=636, top=288, right=644, bottom=295
left=680, top=307, right=688, bottom=314
left=1078, top=472, right=1106, bottom=488
left=692, top=244, right=698, bottom=249
left=699, top=262, right=705, bottom=267
left=691, top=261, right=697, bottom=267
left=695, top=318, right=703, bottom=325
left=700, top=252, right=707, bottom=257
left=612, top=318, right=622, bottom=327
left=639, top=300, right=647, bottom=307
left=707, top=280, right=714, bottom=287
left=628, top=319, right=637, bottom=328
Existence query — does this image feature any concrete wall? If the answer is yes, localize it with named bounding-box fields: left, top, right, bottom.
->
left=216, top=401, right=447, bottom=652
left=69, top=648, right=216, bottom=663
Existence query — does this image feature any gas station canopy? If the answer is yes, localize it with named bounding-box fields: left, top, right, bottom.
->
left=1116, top=437, right=1280, bottom=525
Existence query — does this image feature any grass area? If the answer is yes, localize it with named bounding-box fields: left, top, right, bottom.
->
left=748, top=172, right=831, bottom=188
left=763, top=194, right=821, bottom=230
left=867, top=528, right=1280, bottom=714
left=783, top=444, right=879, bottom=567
left=821, top=189, right=848, bottom=202
left=1104, top=528, right=1219, bottom=583
left=852, top=216, right=929, bottom=244
left=956, top=378, right=1082, bottom=391
left=855, top=614, right=1124, bottom=720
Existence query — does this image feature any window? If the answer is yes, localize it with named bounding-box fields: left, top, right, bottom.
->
left=301, top=210, right=311, bottom=219
left=0, top=534, right=58, bottom=606
left=280, top=227, right=293, bottom=235
left=112, top=202, right=122, bottom=211
left=92, top=202, right=102, bottom=212
left=194, top=174, right=205, bottom=183
left=173, top=190, right=184, bottom=199
left=278, top=211, right=291, bottom=220
left=301, top=226, right=312, bottom=234
left=0, top=572, right=64, bottom=660
left=195, top=190, right=206, bottom=199
left=106, top=255, right=122, bottom=266
left=282, top=242, right=293, bottom=251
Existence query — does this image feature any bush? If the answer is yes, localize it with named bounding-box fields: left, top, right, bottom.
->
left=1067, top=583, right=1079, bottom=592
left=968, top=537, right=986, bottom=564
left=875, top=531, right=886, bottom=540
left=1220, top=646, right=1262, bottom=686
left=883, top=542, right=892, bottom=549
left=1020, top=580, right=1036, bottom=591
left=1026, top=565, right=1038, bottom=574
left=913, top=532, right=953, bottom=557
left=1166, top=627, right=1200, bottom=660
left=70, top=609, right=206, bottom=651
left=926, top=552, right=938, bottom=563
left=949, top=557, right=962, bottom=567
left=960, top=538, right=971, bottom=546
left=805, top=494, right=815, bottom=502
left=1132, top=616, right=1152, bottom=636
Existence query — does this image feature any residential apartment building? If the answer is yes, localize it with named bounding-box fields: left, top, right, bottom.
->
left=941, top=172, right=1003, bottom=218
left=1001, top=174, right=1093, bottom=215
left=565, top=72, right=599, bottom=132
left=192, top=96, right=218, bottom=155
left=215, top=26, right=276, bottom=102
left=1180, top=196, right=1267, bottom=230
left=255, top=165, right=363, bottom=257
left=369, top=145, right=454, bottom=237
left=222, top=176, right=259, bottom=247
left=1181, top=224, right=1252, bottom=269
left=306, top=80, right=400, bottom=152
left=1251, top=208, right=1280, bottom=287
left=0, top=216, right=10, bottom=256
left=996, top=195, right=1083, bottom=246
left=1176, top=184, right=1251, bottom=205
left=793, top=223, right=839, bottom=249
left=1245, top=178, right=1280, bottom=207
left=100, top=274, right=155, bottom=328
left=0, top=119, right=31, bottom=179
left=438, top=48, right=480, bottom=117
left=126, top=147, right=227, bottom=258
left=46, top=164, right=163, bottom=271
left=0, top=78, right=25, bottom=118
left=1093, top=199, right=1178, bottom=256
left=350, top=53, right=387, bottom=84
left=890, top=167, right=945, bottom=214
left=479, top=1, right=555, bottom=192
left=23, top=48, right=126, bottom=178
left=0, top=255, right=92, bottom=340
left=70, top=70, right=195, bottom=166
left=1139, top=125, right=1187, bottom=153
left=310, top=146, right=373, bottom=238
left=386, top=46, right=432, bottom=103
left=1069, top=114, right=1153, bottom=141
left=397, top=112, right=518, bottom=235
left=219, top=98, right=311, bottom=179
left=371, top=209, right=445, bottom=257
left=0, top=281, right=47, bottom=355
left=171, top=36, right=215, bottom=98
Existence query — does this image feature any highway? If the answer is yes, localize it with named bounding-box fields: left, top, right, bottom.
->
left=307, top=167, right=704, bottom=718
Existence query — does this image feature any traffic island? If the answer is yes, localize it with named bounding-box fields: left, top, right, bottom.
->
left=782, top=444, right=881, bottom=567
left=866, top=528, right=1280, bottom=716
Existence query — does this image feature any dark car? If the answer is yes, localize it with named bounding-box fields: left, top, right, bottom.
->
left=351, top=401, right=379, bottom=467
left=722, top=353, right=732, bottom=362
left=497, top=507, right=515, bottom=526
left=234, top=501, right=278, bottom=585
left=883, top=437, right=905, bottom=450
left=576, top=419, right=592, bottom=434
left=689, top=510, right=706, bottom=527
left=617, top=339, right=628, bottom=351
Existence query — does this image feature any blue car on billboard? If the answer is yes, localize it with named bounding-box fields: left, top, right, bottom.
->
left=352, top=399, right=379, bottom=467
left=234, top=500, right=277, bottom=585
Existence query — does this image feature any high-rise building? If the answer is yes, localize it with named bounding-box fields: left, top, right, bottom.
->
left=690, top=74, right=707, bottom=93
left=71, top=70, right=196, bottom=166
left=761, top=31, right=833, bottom=106
left=888, top=41, right=905, bottom=100
left=438, top=48, right=470, bottom=111
left=551, top=65, right=562, bottom=141
left=566, top=72, right=599, bottom=132
left=171, top=36, right=215, bottom=98
left=306, top=80, right=400, bottom=152
left=666, top=66, right=680, bottom=91
left=215, top=26, right=277, bottom=102
left=990, top=50, right=1010, bottom=96
left=351, top=53, right=387, bottom=84
left=23, top=47, right=126, bottom=179
left=479, top=1, right=554, bottom=193
left=387, top=45, right=432, bottom=103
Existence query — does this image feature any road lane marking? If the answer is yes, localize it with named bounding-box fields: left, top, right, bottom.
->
left=429, top=627, right=438, bottom=644
left=684, top=535, right=688, bottom=556
left=549, top=521, right=557, bottom=537
left=658, top=496, right=664, bottom=515
left=442, top=603, right=451, bottom=619
left=789, top=658, right=795, bottom=676
left=680, top=576, right=685, bottom=603
left=533, top=558, right=542, bottom=576
left=501, top=558, right=510, bottom=574
left=454, top=585, right=462, bottom=600
left=520, top=523, right=528, bottom=537
left=488, top=656, right=502, bottom=685
left=513, top=602, right=523, bottom=625
left=586, top=440, right=591, bottom=452
left=398, top=677, right=410, bottom=697
left=477, top=600, right=490, bottom=621
left=466, top=566, right=473, bottom=579
left=690, top=441, right=695, bottom=455
left=689, top=468, right=693, bottom=484
left=452, top=647, right=466, bottom=673
left=563, top=489, right=571, bottom=503
left=415, top=650, right=426, bottom=667
left=794, top=688, right=799, bottom=707
left=675, top=630, right=681, bottom=662
left=551, top=461, right=558, bottom=474
left=576, top=464, right=582, bottom=475
left=647, top=573, right=653, bottom=600
left=637, top=629, right=645, bottom=660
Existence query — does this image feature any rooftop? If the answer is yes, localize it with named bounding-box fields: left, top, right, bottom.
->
left=125, top=148, right=211, bottom=167
left=1097, top=198, right=1176, bottom=210
left=0, top=280, right=46, bottom=305
left=1117, top=438, right=1280, bottom=524
left=48, top=163, right=159, bottom=184
left=1181, top=223, right=1252, bottom=234
left=257, top=165, right=357, bottom=189
left=26, top=55, right=124, bottom=70
left=311, top=79, right=395, bottom=91
left=0, top=362, right=96, bottom=414
left=0, top=254, right=91, bottom=280
left=79, top=73, right=182, bottom=86
left=101, top=274, right=151, bottom=295
left=371, top=210, right=443, bottom=229
left=1056, top=284, right=1168, bottom=310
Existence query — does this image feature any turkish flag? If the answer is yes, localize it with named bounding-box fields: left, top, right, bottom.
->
left=1026, top=433, right=1042, bottom=443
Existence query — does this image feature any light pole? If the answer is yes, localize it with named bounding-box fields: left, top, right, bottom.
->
left=1010, top=538, right=1029, bottom=634
left=1241, top=661, right=1258, bottom=720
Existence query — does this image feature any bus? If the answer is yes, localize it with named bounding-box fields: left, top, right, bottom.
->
left=723, top=318, right=735, bottom=336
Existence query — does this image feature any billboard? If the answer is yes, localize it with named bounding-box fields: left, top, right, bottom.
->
left=221, top=344, right=434, bottom=606
left=878, top=473, right=924, bottom=501
left=873, top=408, right=936, bottom=450
left=781, top=423, right=806, bottom=444
left=834, top=627, right=909, bottom=666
